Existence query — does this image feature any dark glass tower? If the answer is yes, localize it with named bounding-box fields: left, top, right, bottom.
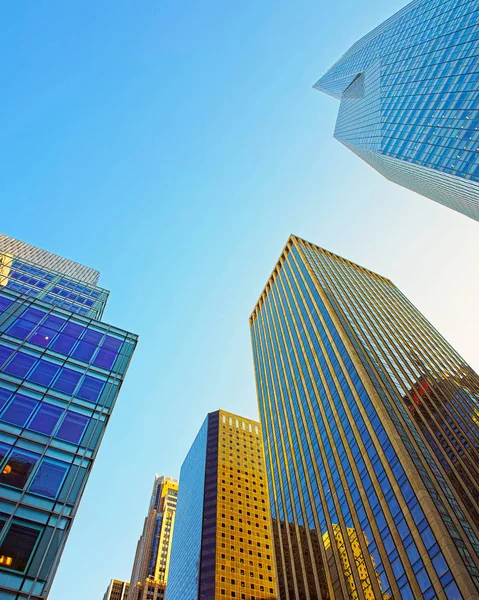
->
left=0, top=234, right=137, bottom=600
left=250, top=234, right=479, bottom=600
left=314, top=0, right=479, bottom=221
left=167, top=410, right=277, bottom=600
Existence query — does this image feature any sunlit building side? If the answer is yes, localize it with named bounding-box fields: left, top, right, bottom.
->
left=250, top=234, right=479, bottom=599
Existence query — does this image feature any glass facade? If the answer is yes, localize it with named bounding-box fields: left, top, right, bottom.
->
left=0, top=239, right=137, bottom=600
left=314, top=0, right=479, bottom=221
left=168, top=417, right=208, bottom=599
left=250, top=234, right=479, bottom=600
left=126, top=476, right=178, bottom=600
left=168, top=410, right=277, bottom=600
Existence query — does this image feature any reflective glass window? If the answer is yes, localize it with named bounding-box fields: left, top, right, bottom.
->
left=6, top=318, right=37, bottom=340
left=72, top=341, right=96, bottom=362
left=56, top=412, right=89, bottom=444
left=93, top=349, right=116, bottom=370
left=1, top=394, right=38, bottom=426
left=21, top=308, right=45, bottom=323
left=0, top=521, right=41, bottom=572
left=0, top=296, right=13, bottom=313
left=42, top=315, right=65, bottom=331
left=0, top=443, right=11, bottom=464
left=63, top=322, right=84, bottom=339
left=28, top=403, right=63, bottom=435
left=50, top=332, right=76, bottom=354
left=28, top=360, right=60, bottom=387
left=29, top=458, right=68, bottom=498
left=28, top=325, right=57, bottom=348
left=83, top=330, right=103, bottom=345
left=7, top=308, right=45, bottom=340
left=77, top=376, right=103, bottom=402
left=0, top=388, right=12, bottom=412
left=52, top=368, right=82, bottom=394
left=0, top=449, right=39, bottom=488
left=3, top=352, right=36, bottom=378
left=444, top=580, right=461, bottom=598
left=103, top=336, right=122, bottom=352
left=0, top=345, right=14, bottom=366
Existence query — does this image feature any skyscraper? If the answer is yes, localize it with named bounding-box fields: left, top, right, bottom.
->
left=127, top=476, right=178, bottom=600
left=0, top=234, right=137, bottom=600
left=167, top=410, right=278, bottom=600
left=314, top=0, right=479, bottom=221
left=250, top=234, right=479, bottom=599
left=103, top=579, right=130, bottom=600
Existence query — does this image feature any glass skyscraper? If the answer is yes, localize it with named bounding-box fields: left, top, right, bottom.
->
left=314, top=0, right=479, bottom=221
left=0, top=234, right=137, bottom=600
left=250, top=234, right=479, bottom=600
left=127, top=475, right=178, bottom=600
left=167, top=410, right=277, bottom=600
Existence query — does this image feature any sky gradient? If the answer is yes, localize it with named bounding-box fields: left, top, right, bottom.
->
left=1, top=1, right=478, bottom=599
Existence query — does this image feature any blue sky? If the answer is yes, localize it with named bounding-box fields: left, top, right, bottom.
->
left=1, top=1, right=478, bottom=598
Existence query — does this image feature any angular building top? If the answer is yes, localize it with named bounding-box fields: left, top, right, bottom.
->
left=314, top=0, right=479, bottom=221
left=0, top=234, right=109, bottom=320
left=0, top=233, right=100, bottom=285
left=250, top=234, right=479, bottom=599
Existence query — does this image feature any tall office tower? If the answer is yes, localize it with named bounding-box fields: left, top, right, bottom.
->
left=103, top=579, right=130, bottom=600
left=314, top=0, right=479, bottom=222
left=127, top=476, right=178, bottom=600
left=250, top=234, right=479, bottom=600
left=0, top=234, right=137, bottom=600
left=167, top=410, right=278, bottom=600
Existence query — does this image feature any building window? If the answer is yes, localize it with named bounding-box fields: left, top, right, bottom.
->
left=28, top=403, right=63, bottom=435
left=0, top=449, right=38, bottom=489
left=56, top=411, right=89, bottom=444
left=29, top=458, right=68, bottom=498
left=0, top=519, right=42, bottom=572
left=1, top=394, right=38, bottom=426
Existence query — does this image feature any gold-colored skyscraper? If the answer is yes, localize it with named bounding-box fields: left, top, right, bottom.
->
left=250, top=234, right=479, bottom=600
left=127, top=476, right=178, bottom=600
left=167, top=410, right=278, bottom=600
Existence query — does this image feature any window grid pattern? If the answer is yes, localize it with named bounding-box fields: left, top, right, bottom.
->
left=314, top=0, right=479, bottom=221
left=0, top=234, right=100, bottom=286
left=214, top=411, right=277, bottom=600
left=0, top=251, right=108, bottom=320
left=167, top=411, right=278, bottom=600
left=250, top=235, right=479, bottom=600
left=0, top=284, right=137, bottom=599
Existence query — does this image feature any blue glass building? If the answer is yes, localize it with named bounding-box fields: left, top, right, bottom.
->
left=0, top=234, right=137, bottom=600
left=315, top=0, right=479, bottom=221
left=250, top=235, right=479, bottom=600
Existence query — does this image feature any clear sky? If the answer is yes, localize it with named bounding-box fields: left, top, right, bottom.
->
left=1, top=1, right=478, bottom=599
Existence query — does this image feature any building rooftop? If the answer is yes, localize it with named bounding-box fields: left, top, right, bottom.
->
left=0, top=233, right=100, bottom=286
